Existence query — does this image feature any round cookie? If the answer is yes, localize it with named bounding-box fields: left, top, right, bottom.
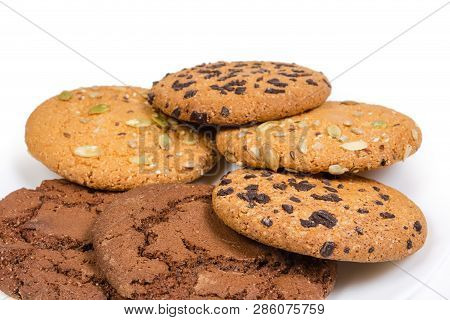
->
left=93, top=184, right=337, bottom=300
left=0, top=180, right=119, bottom=300
left=26, top=86, right=216, bottom=191
left=216, top=101, right=422, bottom=174
left=149, top=61, right=331, bottom=125
left=212, top=169, right=427, bottom=263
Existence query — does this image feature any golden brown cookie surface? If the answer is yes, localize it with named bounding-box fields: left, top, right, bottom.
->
left=26, top=86, right=216, bottom=190
left=149, top=61, right=331, bottom=125
left=212, top=169, right=427, bottom=262
left=216, top=101, right=421, bottom=173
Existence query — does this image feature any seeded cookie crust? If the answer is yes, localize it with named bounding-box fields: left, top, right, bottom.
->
left=149, top=61, right=331, bottom=125
left=25, top=86, right=216, bottom=191
left=0, top=180, right=120, bottom=300
left=93, top=184, right=336, bottom=300
left=212, top=169, right=427, bottom=262
left=216, top=101, right=422, bottom=173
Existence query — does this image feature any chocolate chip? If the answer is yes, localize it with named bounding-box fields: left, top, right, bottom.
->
left=217, top=187, right=234, bottom=196
left=256, top=77, right=263, bottom=82
left=357, top=208, right=369, bottom=214
left=322, top=78, right=332, bottom=88
left=358, top=189, right=366, bottom=192
left=220, top=106, right=230, bottom=117
left=273, top=183, right=287, bottom=190
left=281, top=204, right=294, bottom=214
left=261, top=217, right=273, bottom=227
left=355, top=226, right=364, bottom=235
left=245, top=184, right=258, bottom=192
left=261, top=171, right=272, bottom=177
left=306, top=79, right=318, bottom=86
left=337, top=184, right=344, bottom=189
left=244, top=174, right=256, bottom=179
left=311, top=193, right=342, bottom=202
left=63, top=132, right=71, bottom=138
left=256, top=193, right=270, bottom=204
left=227, top=80, right=247, bottom=87
left=265, top=88, right=285, bottom=94
left=300, top=210, right=337, bottom=229
left=407, top=239, right=413, bottom=250
left=254, top=83, right=260, bottom=88
left=379, top=194, right=390, bottom=201
left=267, top=78, right=288, bottom=88
left=147, top=92, right=155, bottom=104
left=368, top=247, right=375, bottom=253
left=380, top=159, right=387, bottom=166
left=183, top=90, right=197, bottom=99
left=278, top=72, right=299, bottom=78
left=372, top=186, right=381, bottom=192
left=234, top=87, right=246, bottom=95
left=289, top=151, right=295, bottom=160
left=380, top=212, right=396, bottom=219
left=190, top=111, right=208, bottom=123
left=344, top=247, right=350, bottom=254
left=172, top=80, right=195, bottom=91
left=289, top=196, right=301, bottom=203
left=413, top=221, right=422, bottom=233
left=320, top=242, right=336, bottom=258
left=344, top=205, right=350, bottom=210
left=171, top=108, right=181, bottom=118
left=324, top=186, right=338, bottom=193
left=289, top=180, right=316, bottom=192
left=374, top=200, right=384, bottom=206
left=219, top=178, right=232, bottom=186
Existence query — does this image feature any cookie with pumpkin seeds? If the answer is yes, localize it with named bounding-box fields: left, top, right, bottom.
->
left=148, top=61, right=331, bottom=125
left=216, top=101, right=421, bottom=174
left=25, top=86, right=216, bottom=190
left=212, top=169, right=427, bottom=262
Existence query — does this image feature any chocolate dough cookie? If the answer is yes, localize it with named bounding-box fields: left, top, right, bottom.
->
left=0, top=180, right=119, bottom=300
left=216, top=101, right=421, bottom=173
left=149, top=61, right=331, bottom=125
left=212, top=169, right=427, bottom=263
left=93, top=184, right=336, bottom=299
left=26, top=86, right=216, bottom=190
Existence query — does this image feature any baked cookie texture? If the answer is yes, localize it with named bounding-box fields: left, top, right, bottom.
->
left=93, top=184, right=337, bottom=300
left=0, top=180, right=119, bottom=300
left=149, top=61, right=331, bottom=125
left=26, top=86, right=216, bottom=191
left=216, top=101, right=422, bottom=174
left=212, top=169, right=426, bottom=263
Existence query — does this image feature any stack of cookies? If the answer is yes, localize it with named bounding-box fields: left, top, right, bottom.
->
left=0, top=61, right=426, bottom=300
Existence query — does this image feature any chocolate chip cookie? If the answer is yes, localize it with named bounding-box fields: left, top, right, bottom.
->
left=212, top=169, right=427, bottom=262
left=149, top=61, right=331, bottom=125
left=0, top=180, right=119, bottom=299
left=93, top=184, right=337, bottom=299
left=26, top=86, right=216, bottom=191
left=216, top=101, right=421, bottom=173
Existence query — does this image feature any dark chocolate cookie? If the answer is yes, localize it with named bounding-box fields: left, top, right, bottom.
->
left=149, top=61, right=331, bottom=125
left=93, top=184, right=336, bottom=299
left=0, top=180, right=119, bottom=300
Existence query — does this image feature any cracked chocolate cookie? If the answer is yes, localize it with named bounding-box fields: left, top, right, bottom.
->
left=26, top=86, right=216, bottom=191
left=212, top=169, right=427, bottom=262
left=149, top=61, right=331, bottom=125
left=93, top=184, right=336, bottom=299
left=216, top=101, right=422, bottom=173
left=0, top=180, right=120, bottom=300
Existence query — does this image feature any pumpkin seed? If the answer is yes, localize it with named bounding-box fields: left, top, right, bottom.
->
left=371, top=120, right=387, bottom=128
left=341, top=140, right=368, bottom=151
left=372, top=137, right=380, bottom=143
left=404, top=144, right=413, bottom=160
left=339, top=135, right=349, bottom=142
left=88, top=91, right=102, bottom=98
left=151, top=113, right=169, bottom=129
left=328, top=164, right=349, bottom=175
left=126, top=118, right=152, bottom=128
left=411, top=128, right=419, bottom=141
left=182, top=133, right=198, bottom=145
left=299, top=139, right=308, bottom=154
left=74, top=145, right=100, bottom=158
left=312, top=120, right=321, bottom=127
left=343, top=120, right=353, bottom=127
left=263, top=145, right=279, bottom=171
left=88, top=104, right=110, bottom=115
left=158, top=133, right=171, bottom=150
left=129, top=155, right=152, bottom=165
left=57, top=90, right=73, bottom=101
left=351, top=127, right=364, bottom=135
left=352, top=111, right=364, bottom=117
left=127, top=139, right=138, bottom=149
left=182, top=161, right=196, bottom=169
left=327, top=125, right=341, bottom=139
left=295, top=120, right=308, bottom=128
left=257, top=121, right=278, bottom=133
left=312, top=142, right=323, bottom=151
left=249, top=146, right=261, bottom=159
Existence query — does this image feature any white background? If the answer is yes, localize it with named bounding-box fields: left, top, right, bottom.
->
left=0, top=0, right=449, bottom=301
